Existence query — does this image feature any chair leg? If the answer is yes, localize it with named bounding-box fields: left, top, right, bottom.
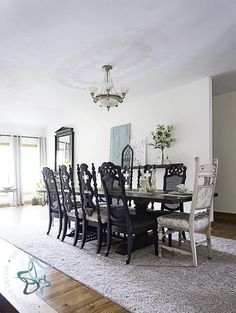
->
left=61, top=215, right=68, bottom=242
left=105, top=224, right=112, bottom=257
left=189, top=229, right=198, bottom=266
left=73, top=218, right=80, bottom=246
left=153, top=226, right=158, bottom=255
left=80, top=220, right=87, bottom=249
left=47, top=215, right=52, bottom=235
left=126, top=231, right=133, bottom=265
left=96, top=223, right=103, bottom=254
left=206, top=227, right=213, bottom=260
left=158, top=225, right=163, bottom=258
left=57, top=216, right=63, bottom=239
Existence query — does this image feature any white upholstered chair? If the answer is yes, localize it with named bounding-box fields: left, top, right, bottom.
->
left=157, top=157, right=218, bottom=266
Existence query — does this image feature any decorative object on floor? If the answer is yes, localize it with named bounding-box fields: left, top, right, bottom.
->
left=0, top=221, right=235, bottom=313
left=157, top=157, right=218, bottom=266
left=150, top=124, right=176, bottom=164
left=17, top=255, right=51, bottom=295
left=110, top=123, right=131, bottom=165
left=88, top=65, right=129, bottom=111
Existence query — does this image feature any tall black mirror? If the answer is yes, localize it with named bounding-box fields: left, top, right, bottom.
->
left=55, top=127, right=74, bottom=171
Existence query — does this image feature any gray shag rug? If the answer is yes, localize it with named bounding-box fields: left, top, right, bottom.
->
left=0, top=221, right=236, bottom=313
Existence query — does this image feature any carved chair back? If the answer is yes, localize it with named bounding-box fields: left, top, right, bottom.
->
left=162, top=164, right=187, bottom=210
left=42, top=167, right=62, bottom=214
left=190, top=157, right=218, bottom=223
left=99, top=162, right=131, bottom=225
left=77, top=163, right=102, bottom=222
left=59, top=165, right=78, bottom=214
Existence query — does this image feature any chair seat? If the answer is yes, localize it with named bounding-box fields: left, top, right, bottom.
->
left=67, top=208, right=83, bottom=219
left=157, top=212, right=209, bottom=232
left=146, top=209, right=172, bottom=218
left=112, top=213, right=156, bottom=233
left=87, top=207, right=108, bottom=224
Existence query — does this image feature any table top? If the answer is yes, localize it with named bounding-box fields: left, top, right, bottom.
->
left=125, top=190, right=193, bottom=204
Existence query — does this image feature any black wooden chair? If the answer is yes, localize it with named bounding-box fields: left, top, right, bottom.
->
left=161, top=164, right=187, bottom=244
left=42, top=167, right=63, bottom=239
left=59, top=165, right=82, bottom=246
left=161, top=164, right=187, bottom=212
left=99, top=161, right=158, bottom=264
left=77, top=163, right=107, bottom=254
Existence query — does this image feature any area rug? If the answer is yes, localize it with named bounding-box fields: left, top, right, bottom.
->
left=0, top=221, right=236, bottom=313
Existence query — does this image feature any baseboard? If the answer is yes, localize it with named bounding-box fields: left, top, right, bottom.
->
left=214, top=211, right=236, bottom=225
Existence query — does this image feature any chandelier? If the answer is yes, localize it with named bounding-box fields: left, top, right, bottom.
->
left=88, top=65, right=129, bottom=111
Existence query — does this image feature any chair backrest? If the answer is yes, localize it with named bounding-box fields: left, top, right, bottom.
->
left=99, top=162, right=130, bottom=225
left=42, top=167, right=62, bottom=214
left=162, top=164, right=187, bottom=210
left=121, top=165, right=133, bottom=190
left=190, top=157, right=218, bottom=222
left=163, top=164, right=187, bottom=191
left=77, top=163, right=101, bottom=221
left=59, top=165, right=77, bottom=213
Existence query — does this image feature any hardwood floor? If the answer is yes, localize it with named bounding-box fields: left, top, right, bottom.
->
left=0, top=205, right=129, bottom=313
left=0, top=204, right=235, bottom=313
left=212, top=222, right=236, bottom=240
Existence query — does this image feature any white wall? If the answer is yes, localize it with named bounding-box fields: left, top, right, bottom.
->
left=0, top=122, right=46, bottom=138
left=46, top=77, right=212, bottom=196
left=213, top=91, right=236, bottom=214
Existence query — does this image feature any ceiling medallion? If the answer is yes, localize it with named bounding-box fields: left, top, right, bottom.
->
left=88, top=65, right=129, bottom=111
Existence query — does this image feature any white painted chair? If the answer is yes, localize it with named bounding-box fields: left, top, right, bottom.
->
left=157, top=157, right=218, bottom=266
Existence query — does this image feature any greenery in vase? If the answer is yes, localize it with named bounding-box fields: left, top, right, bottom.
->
left=150, top=124, right=176, bottom=150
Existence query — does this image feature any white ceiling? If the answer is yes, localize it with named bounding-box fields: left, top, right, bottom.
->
left=1, top=0, right=236, bottom=128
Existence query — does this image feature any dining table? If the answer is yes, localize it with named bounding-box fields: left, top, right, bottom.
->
left=113, top=189, right=218, bottom=254
left=125, top=189, right=193, bottom=214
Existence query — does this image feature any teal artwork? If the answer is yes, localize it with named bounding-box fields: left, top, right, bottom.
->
left=110, top=123, right=131, bottom=165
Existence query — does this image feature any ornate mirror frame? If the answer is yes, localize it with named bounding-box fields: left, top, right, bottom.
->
left=54, top=127, right=74, bottom=172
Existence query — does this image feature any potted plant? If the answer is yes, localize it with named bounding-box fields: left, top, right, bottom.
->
left=150, top=124, right=176, bottom=164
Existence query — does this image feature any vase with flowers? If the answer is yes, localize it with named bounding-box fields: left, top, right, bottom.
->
left=150, top=124, right=176, bottom=164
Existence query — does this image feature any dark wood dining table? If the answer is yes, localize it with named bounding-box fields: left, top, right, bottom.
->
left=114, top=189, right=218, bottom=254
left=125, top=190, right=193, bottom=213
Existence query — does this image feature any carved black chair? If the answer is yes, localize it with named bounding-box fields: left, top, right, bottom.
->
left=59, top=165, right=82, bottom=246
left=161, top=164, right=187, bottom=244
left=99, top=162, right=158, bottom=264
left=77, top=163, right=107, bottom=254
left=42, top=167, right=63, bottom=239
left=161, top=164, right=187, bottom=211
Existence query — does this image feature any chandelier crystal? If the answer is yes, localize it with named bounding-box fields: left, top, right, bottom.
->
left=88, top=65, right=129, bottom=111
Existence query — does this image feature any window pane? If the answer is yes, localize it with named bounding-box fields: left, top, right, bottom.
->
left=21, top=137, right=40, bottom=201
